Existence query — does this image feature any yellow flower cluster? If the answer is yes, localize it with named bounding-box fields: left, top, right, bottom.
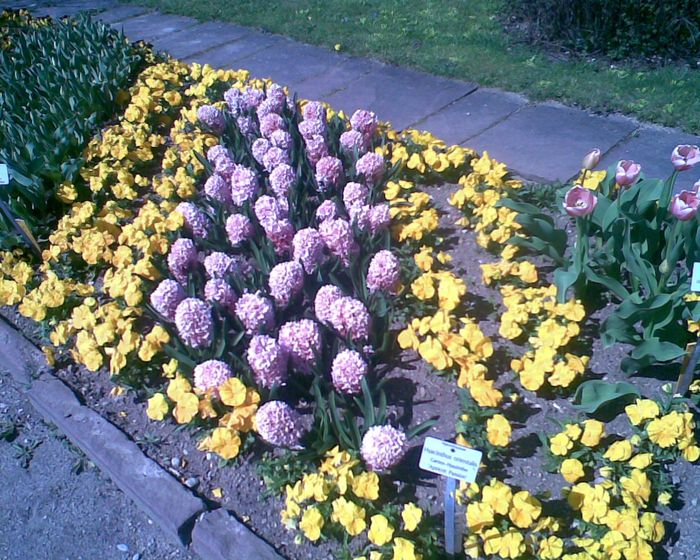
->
left=0, top=251, right=32, bottom=306
left=282, top=447, right=425, bottom=559
left=449, top=151, right=523, bottom=252
left=384, top=181, right=440, bottom=243
left=626, top=399, right=699, bottom=461
left=147, top=374, right=259, bottom=461
left=459, top=479, right=562, bottom=560
left=501, top=285, right=588, bottom=391
left=381, top=128, right=474, bottom=177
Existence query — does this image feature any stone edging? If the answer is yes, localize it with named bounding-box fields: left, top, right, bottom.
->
left=0, top=315, right=283, bottom=560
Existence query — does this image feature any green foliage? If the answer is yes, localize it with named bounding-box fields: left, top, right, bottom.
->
left=572, top=380, right=640, bottom=415
left=512, top=167, right=700, bottom=376
left=0, top=11, right=147, bottom=244
left=506, top=0, right=700, bottom=61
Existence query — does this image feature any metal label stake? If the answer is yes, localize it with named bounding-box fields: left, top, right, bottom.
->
left=444, top=477, right=457, bottom=556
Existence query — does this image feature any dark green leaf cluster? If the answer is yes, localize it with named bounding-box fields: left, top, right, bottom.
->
left=0, top=11, right=148, bottom=244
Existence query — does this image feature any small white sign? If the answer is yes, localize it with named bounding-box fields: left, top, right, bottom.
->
left=419, top=437, right=482, bottom=483
left=692, top=263, right=700, bottom=292
left=0, top=164, right=8, bottom=185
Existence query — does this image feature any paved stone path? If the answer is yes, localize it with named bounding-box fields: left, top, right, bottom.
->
left=6, top=0, right=700, bottom=184
left=0, top=368, right=194, bottom=560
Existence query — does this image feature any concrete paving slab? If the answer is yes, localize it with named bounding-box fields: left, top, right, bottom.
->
left=324, top=64, right=477, bottom=130
left=234, top=37, right=354, bottom=92
left=467, top=103, right=637, bottom=182
left=184, top=32, right=284, bottom=69
left=293, top=55, right=379, bottom=101
left=411, top=88, right=527, bottom=145
left=191, top=510, right=283, bottom=560
left=599, top=125, right=700, bottom=182
left=150, top=20, right=252, bottom=59
left=95, top=4, right=150, bottom=24
left=112, top=12, right=199, bottom=42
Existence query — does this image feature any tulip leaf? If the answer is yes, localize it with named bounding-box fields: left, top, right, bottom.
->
left=572, top=380, right=640, bottom=415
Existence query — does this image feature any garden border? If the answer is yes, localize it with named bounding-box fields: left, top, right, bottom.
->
left=0, top=314, right=284, bottom=560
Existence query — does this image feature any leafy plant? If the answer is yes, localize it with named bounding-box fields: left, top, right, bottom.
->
left=572, top=379, right=640, bottom=415
left=0, top=10, right=148, bottom=247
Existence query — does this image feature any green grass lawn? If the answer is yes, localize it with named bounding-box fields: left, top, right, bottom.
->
left=128, top=0, right=700, bottom=135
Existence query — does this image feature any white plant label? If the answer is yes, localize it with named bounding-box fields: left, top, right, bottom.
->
left=419, top=437, right=482, bottom=483
left=691, top=263, right=700, bottom=292
left=0, top=164, right=8, bottom=185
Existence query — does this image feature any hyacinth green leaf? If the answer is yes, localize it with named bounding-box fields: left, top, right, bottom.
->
left=572, top=380, right=640, bottom=414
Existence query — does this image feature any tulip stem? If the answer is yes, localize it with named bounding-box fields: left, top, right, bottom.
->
left=659, top=219, right=682, bottom=291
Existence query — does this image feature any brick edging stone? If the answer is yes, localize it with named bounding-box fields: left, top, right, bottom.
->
left=0, top=315, right=284, bottom=560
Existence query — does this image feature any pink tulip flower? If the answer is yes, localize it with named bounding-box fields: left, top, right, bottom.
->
left=670, top=190, right=699, bottom=221
left=615, top=160, right=641, bottom=187
left=564, top=186, right=598, bottom=217
left=671, top=145, right=700, bottom=171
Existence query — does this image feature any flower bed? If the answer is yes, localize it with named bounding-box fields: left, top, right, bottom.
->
left=1, top=11, right=699, bottom=560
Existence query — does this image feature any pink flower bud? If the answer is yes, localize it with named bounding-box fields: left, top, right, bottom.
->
left=671, top=145, right=700, bottom=171
left=582, top=148, right=601, bottom=170
left=670, top=190, right=699, bottom=221
left=564, top=185, right=597, bottom=217
left=615, top=160, right=641, bottom=187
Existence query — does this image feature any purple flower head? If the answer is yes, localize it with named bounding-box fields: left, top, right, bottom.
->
left=207, top=145, right=229, bottom=166
left=255, top=195, right=289, bottom=229
left=304, top=134, right=328, bottom=166
left=230, top=166, right=259, bottom=206
left=259, top=113, right=286, bottom=139
left=340, top=130, right=367, bottom=154
left=176, top=202, right=210, bottom=238
left=257, top=97, right=282, bottom=119
left=236, top=116, right=257, bottom=136
left=270, top=129, right=293, bottom=151
left=672, top=144, right=700, bottom=172
left=235, top=292, right=275, bottom=334
left=224, top=87, right=243, bottom=116
left=315, top=200, right=338, bottom=223
left=299, top=119, right=326, bottom=139
left=197, top=105, right=225, bottom=133
left=266, top=84, right=287, bottom=109
left=252, top=138, right=272, bottom=165
left=247, top=335, right=288, bottom=388
left=331, top=349, right=368, bottom=395
left=262, top=146, right=290, bottom=172
left=214, top=154, right=236, bottom=180
left=361, top=425, right=407, bottom=471
left=150, top=279, right=185, bottom=322
left=316, top=156, right=344, bottom=191
left=167, top=238, right=198, bottom=285
left=350, top=109, right=378, bottom=137
left=204, top=174, right=232, bottom=205
left=193, top=359, right=232, bottom=394
left=292, top=228, right=324, bottom=273
left=366, top=250, right=401, bottom=294
left=302, top=101, right=327, bottom=122
left=369, top=204, right=391, bottom=234
left=279, top=319, right=321, bottom=372
left=255, top=401, right=304, bottom=448
left=343, top=182, right=369, bottom=211
left=319, top=218, right=358, bottom=266
left=329, top=296, right=371, bottom=341
left=349, top=204, right=371, bottom=232
left=314, top=284, right=344, bottom=325
left=269, top=164, right=296, bottom=197
left=265, top=219, right=295, bottom=256
left=242, top=87, right=265, bottom=110
left=226, top=213, right=254, bottom=247
left=356, top=152, right=385, bottom=185
left=204, top=279, right=237, bottom=312
left=175, top=298, right=213, bottom=349
left=204, top=251, right=234, bottom=278
left=268, top=261, right=304, bottom=307
left=563, top=186, right=597, bottom=217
